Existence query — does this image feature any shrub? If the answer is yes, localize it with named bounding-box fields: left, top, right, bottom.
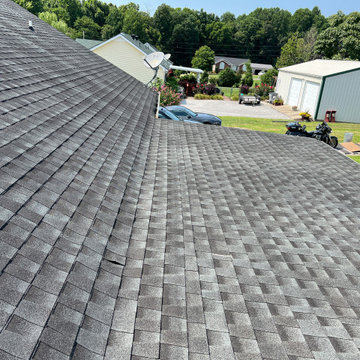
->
left=218, top=68, right=238, bottom=87
left=211, top=95, right=224, bottom=100
left=154, top=84, right=181, bottom=106
left=200, top=70, right=209, bottom=84
left=179, top=73, right=197, bottom=83
left=241, top=62, right=253, bottom=87
left=254, top=83, right=273, bottom=97
left=165, top=76, right=179, bottom=92
left=240, top=85, right=249, bottom=94
left=209, top=77, right=217, bottom=85
left=273, top=98, right=283, bottom=105
left=194, top=94, right=207, bottom=99
left=195, top=83, right=217, bottom=96
left=194, top=94, right=223, bottom=100
left=231, top=94, right=239, bottom=101
left=260, top=69, right=278, bottom=86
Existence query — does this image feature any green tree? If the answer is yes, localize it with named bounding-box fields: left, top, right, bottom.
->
left=221, top=12, right=236, bottom=23
left=197, top=9, right=219, bottom=45
left=234, top=8, right=291, bottom=64
left=74, top=16, right=101, bottom=40
left=200, top=70, right=209, bottom=84
left=101, top=24, right=116, bottom=40
left=43, top=0, right=82, bottom=27
left=105, top=6, right=124, bottom=35
left=260, top=68, right=278, bottom=86
left=241, top=62, right=253, bottom=87
left=315, top=11, right=360, bottom=60
left=218, top=67, right=238, bottom=87
left=38, top=11, right=69, bottom=34
left=170, top=17, right=200, bottom=66
left=82, top=0, right=110, bottom=27
left=122, top=7, right=154, bottom=43
left=153, top=4, right=176, bottom=52
left=14, top=0, right=43, bottom=15
left=276, top=33, right=311, bottom=68
left=191, top=46, right=215, bottom=71
left=206, top=21, right=234, bottom=54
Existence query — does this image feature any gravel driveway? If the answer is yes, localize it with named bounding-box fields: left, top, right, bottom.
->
left=182, top=98, right=291, bottom=119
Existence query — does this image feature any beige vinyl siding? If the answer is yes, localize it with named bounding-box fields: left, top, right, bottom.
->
left=317, top=69, right=360, bottom=123
left=93, top=38, right=166, bottom=84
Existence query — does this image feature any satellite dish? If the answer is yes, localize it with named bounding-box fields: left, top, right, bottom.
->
left=144, top=52, right=164, bottom=69
left=164, top=53, right=171, bottom=60
left=144, top=52, right=164, bottom=86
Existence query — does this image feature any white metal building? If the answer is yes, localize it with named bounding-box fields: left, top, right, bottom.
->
left=276, top=60, right=360, bottom=123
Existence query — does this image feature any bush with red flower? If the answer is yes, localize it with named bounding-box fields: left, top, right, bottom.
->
left=254, top=83, right=273, bottom=98
left=195, top=83, right=216, bottom=96
left=154, top=84, right=181, bottom=106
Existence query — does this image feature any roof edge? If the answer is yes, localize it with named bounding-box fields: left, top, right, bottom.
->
left=279, top=69, right=323, bottom=79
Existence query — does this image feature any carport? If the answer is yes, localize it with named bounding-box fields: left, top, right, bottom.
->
left=170, top=65, right=203, bottom=82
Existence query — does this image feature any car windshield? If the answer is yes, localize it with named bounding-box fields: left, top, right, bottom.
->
left=159, top=108, right=180, bottom=121
left=171, top=106, right=197, bottom=117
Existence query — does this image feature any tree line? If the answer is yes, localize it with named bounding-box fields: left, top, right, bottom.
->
left=15, top=0, right=360, bottom=68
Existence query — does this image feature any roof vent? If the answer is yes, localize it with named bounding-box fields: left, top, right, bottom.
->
left=29, top=20, right=34, bottom=31
left=131, top=34, right=139, bottom=41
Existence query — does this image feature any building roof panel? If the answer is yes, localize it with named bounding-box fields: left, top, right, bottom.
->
left=279, top=59, right=360, bottom=77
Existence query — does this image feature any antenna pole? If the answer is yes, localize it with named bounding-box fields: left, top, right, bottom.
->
left=144, top=58, right=152, bottom=68
left=146, top=66, right=159, bottom=87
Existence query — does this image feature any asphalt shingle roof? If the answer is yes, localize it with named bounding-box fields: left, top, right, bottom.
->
left=214, top=56, right=249, bottom=67
left=2, top=2, right=360, bottom=360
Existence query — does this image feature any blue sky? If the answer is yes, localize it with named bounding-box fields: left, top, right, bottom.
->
left=107, top=0, right=358, bottom=17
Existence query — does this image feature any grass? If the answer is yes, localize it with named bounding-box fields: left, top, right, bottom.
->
left=220, top=116, right=360, bottom=144
left=348, top=155, right=360, bottom=163
left=219, top=87, right=239, bottom=98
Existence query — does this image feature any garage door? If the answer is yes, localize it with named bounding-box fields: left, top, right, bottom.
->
left=287, top=78, right=302, bottom=106
left=301, top=81, right=320, bottom=117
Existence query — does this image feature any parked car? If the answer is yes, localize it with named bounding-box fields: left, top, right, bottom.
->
left=158, top=107, right=200, bottom=124
left=165, top=105, right=222, bottom=126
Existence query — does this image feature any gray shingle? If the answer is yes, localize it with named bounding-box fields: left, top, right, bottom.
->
left=2, top=1, right=360, bottom=360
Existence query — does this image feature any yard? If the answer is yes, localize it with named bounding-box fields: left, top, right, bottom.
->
left=221, top=116, right=360, bottom=144
left=210, top=74, right=262, bottom=99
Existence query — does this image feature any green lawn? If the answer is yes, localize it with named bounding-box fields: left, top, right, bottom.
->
left=348, top=155, right=360, bottom=163
left=219, top=87, right=239, bottom=98
left=221, top=116, right=360, bottom=144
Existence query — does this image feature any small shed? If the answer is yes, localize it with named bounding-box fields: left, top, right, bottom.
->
left=276, top=60, right=360, bottom=123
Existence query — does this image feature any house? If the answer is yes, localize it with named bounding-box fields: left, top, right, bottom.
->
left=250, top=63, right=273, bottom=75
left=77, top=33, right=172, bottom=84
left=214, top=55, right=249, bottom=72
left=2, top=2, right=360, bottom=360
left=214, top=56, right=273, bottom=75
left=276, top=59, right=360, bottom=122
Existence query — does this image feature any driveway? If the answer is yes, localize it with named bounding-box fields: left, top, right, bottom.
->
left=181, top=98, right=291, bottom=119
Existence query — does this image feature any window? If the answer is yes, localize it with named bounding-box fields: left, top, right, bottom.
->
left=219, top=62, right=225, bottom=70
left=170, top=107, right=197, bottom=117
